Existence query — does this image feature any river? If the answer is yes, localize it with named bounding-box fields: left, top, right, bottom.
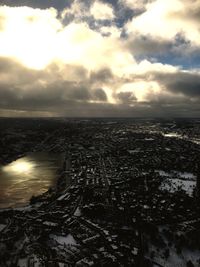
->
left=0, top=152, right=64, bottom=209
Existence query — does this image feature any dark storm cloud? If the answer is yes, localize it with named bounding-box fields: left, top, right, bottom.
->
left=0, top=57, right=108, bottom=115
left=126, top=32, right=200, bottom=59
left=0, top=57, right=50, bottom=85
left=93, top=88, right=107, bottom=101
left=116, top=91, right=137, bottom=104
left=90, top=68, right=113, bottom=83
left=0, top=81, right=104, bottom=112
left=150, top=71, right=200, bottom=98
left=126, top=35, right=172, bottom=55
left=1, top=56, right=200, bottom=117
left=0, top=0, right=116, bottom=16
left=64, top=86, right=91, bottom=101
left=144, top=100, right=200, bottom=117
left=0, top=81, right=97, bottom=110
left=168, top=80, right=200, bottom=98
left=0, top=80, right=66, bottom=110
left=0, top=0, right=72, bottom=10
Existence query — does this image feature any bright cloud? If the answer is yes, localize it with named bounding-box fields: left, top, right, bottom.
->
left=0, top=6, right=61, bottom=69
left=0, top=6, right=129, bottom=74
left=126, top=0, right=200, bottom=45
left=90, top=1, right=115, bottom=20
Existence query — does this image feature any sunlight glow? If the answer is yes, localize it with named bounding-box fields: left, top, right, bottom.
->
left=0, top=6, right=60, bottom=69
left=117, top=81, right=161, bottom=102
left=3, top=160, right=34, bottom=174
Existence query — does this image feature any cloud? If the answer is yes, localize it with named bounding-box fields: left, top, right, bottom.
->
left=0, top=0, right=72, bottom=10
left=150, top=71, right=200, bottom=97
left=170, top=0, right=200, bottom=23
left=0, top=2, right=200, bottom=117
left=126, top=34, right=172, bottom=56
left=121, top=0, right=152, bottom=11
left=116, top=91, right=137, bottom=104
left=90, top=68, right=114, bottom=83
left=0, top=57, right=109, bottom=112
left=90, top=1, right=115, bottom=20
left=125, top=0, right=200, bottom=47
left=0, top=6, right=61, bottom=69
left=93, top=88, right=108, bottom=101
left=61, top=0, right=91, bottom=22
left=0, top=5, right=127, bottom=74
left=0, top=54, right=199, bottom=117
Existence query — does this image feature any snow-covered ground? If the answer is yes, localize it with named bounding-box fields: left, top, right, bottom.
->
left=152, top=248, right=200, bottom=267
left=57, top=192, right=70, bottom=201
left=149, top=227, right=200, bottom=267
left=74, top=207, right=81, bottom=217
left=50, top=233, right=77, bottom=246
left=160, top=178, right=196, bottom=196
left=156, top=170, right=196, bottom=180
left=0, top=224, right=6, bottom=232
left=17, top=255, right=40, bottom=267
left=156, top=170, right=196, bottom=196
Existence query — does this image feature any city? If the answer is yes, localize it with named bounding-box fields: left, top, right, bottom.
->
left=0, top=118, right=200, bottom=267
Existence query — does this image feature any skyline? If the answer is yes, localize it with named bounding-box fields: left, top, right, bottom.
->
left=0, top=0, right=200, bottom=117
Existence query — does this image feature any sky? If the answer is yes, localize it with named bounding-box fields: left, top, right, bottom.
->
left=0, top=0, right=200, bottom=117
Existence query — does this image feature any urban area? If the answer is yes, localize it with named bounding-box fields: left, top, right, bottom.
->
left=0, top=118, right=200, bottom=267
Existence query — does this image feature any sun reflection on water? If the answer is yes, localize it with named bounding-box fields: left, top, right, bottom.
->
left=0, top=153, right=64, bottom=208
left=3, top=159, right=35, bottom=174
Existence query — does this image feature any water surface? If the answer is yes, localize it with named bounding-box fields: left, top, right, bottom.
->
left=0, top=152, right=63, bottom=208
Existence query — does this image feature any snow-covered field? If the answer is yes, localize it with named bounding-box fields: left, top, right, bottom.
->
left=156, top=170, right=196, bottom=196
left=50, top=233, right=77, bottom=246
